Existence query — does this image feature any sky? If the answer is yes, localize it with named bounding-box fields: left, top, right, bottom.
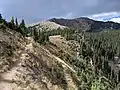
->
left=0, top=0, right=120, bottom=24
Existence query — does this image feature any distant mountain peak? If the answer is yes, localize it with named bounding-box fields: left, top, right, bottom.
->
left=74, top=17, right=93, bottom=20
left=49, top=17, right=120, bottom=32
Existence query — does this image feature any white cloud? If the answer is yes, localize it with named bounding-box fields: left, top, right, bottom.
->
left=91, top=12, right=118, bottom=18
left=64, top=12, right=74, bottom=18
left=110, top=18, right=120, bottom=23
left=87, top=12, right=120, bottom=22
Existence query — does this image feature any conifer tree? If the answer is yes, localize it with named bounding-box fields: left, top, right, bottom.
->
left=0, top=14, right=3, bottom=23
left=15, top=18, right=19, bottom=28
left=11, top=16, right=15, bottom=29
left=0, top=14, right=2, bottom=20
left=33, top=27, right=39, bottom=41
left=19, top=19, right=27, bottom=36
left=20, top=19, right=25, bottom=28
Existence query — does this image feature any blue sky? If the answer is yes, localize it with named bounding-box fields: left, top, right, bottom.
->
left=0, top=0, right=120, bottom=24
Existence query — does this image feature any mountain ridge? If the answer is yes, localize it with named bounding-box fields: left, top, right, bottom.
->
left=49, top=17, right=120, bottom=32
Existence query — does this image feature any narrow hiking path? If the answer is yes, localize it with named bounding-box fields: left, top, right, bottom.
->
left=0, top=51, right=24, bottom=90
left=0, top=36, right=77, bottom=90
left=42, top=47, right=76, bottom=73
left=0, top=39, right=32, bottom=90
left=52, top=55, right=76, bottom=72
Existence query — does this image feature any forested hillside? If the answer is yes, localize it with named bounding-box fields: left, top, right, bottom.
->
left=27, top=18, right=120, bottom=89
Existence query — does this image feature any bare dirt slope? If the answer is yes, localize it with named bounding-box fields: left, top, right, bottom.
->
left=0, top=25, right=79, bottom=90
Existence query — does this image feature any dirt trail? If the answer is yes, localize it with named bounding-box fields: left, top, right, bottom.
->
left=0, top=39, right=32, bottom=90
left=0, top=36, right=76, bottom=90
left=0, top=52, right=29, bottom=90
left=0, top=52, right=23, bottom=90
left=52, top=55, right=76, bottom=72
left=42, top=47, right=76, bottom=73
left=48, top=35, right=76, bottom=72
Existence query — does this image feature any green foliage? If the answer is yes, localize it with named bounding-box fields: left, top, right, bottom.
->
left=67, top=30, right=120, bottom=89
left=30, top=27, right=75, bottom=44
left=0, top=14, right=2, bottom=23
left=19, top=19, right=27, bottom=36
left=15, top=18, right=18, bottom=28
left=0, top=14, right=7, bottom=25
left=33, top=28, right=39, bottom=41
left=30, top=26, right=114, bottom=89
left=19, top=19, right=25, bottom=28
left=48, top=29, right=120, bottom=89
left=91, top=78, right=106, bottom=90
left=10, top=16, right=15, bottom=29
left=0, top=14, right=29, bottom=37
left=38, top=32, right=49, bottom=44
left=0, top=14, right=2, bottom=19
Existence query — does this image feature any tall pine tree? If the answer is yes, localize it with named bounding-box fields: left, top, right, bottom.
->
left=0, top=14, right=3, bottom=23
left=15, top=18, right=18, bottom=28
left=0, top=14, right=2, bottom=20
left=19, top=19, right=27, bottom=36
left=10, top=16, right=15, bottom=29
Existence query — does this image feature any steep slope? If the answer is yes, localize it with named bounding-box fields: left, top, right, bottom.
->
left=0, top=24, right=79, bottom=90
left=49, top=17, right=120, bottom=32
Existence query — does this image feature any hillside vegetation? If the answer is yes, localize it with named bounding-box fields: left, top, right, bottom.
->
left=1, top=14, right=120, bottom=90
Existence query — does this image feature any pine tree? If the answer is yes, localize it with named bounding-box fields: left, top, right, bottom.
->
left=20, top=19, right=25, bottom=28
left=33, top=28, right=39, bottom=41
left=11, top=16, right=15, bottom=27
left=0, top=14, right=3, bottom=23
left=0, top=14, right=2, bottom=20
left=19, top=19, right=27, bottom=36
left=15, top=18, right=18, bottom=28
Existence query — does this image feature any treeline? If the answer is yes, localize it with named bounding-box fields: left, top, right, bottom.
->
left=28, top=26, right=75, bottom=44
left=0, top=14, right=28, bottom=36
